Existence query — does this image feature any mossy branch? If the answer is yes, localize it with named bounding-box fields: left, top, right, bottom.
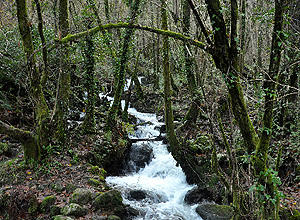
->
left=58, top=22, right=206, bottom=50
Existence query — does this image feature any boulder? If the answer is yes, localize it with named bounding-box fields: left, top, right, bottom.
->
left=129, top=143, right=153, bottom=171
left=70, top=188, right=92, bottom=205
left=50, top=206, right=61, bottom=216
left=61, top=203, right=87, bottom=217
left=40, top=195, right=57, bottom=213
left=184, top=186, right=213, bottom=205
left=93, top=189, right=126, bottom=216
left=129, top=190, right=146, bottom=200
left=196, top=204, right=234, bottom=220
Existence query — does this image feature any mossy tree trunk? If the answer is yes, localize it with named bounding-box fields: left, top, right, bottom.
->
left=182, top=0, right=200, bottom=124
left=204, top=0, right=259, bottom=154
left=14, top=0, right=49, bottom=160
left=105, top=0, right=141, bottom=130
left=34, top=0, right=48, bottom=87
left=56, top=0, right=70, bottom=144
left=161, top=0, right=179, bottom=154
left=82, top=28, right=96, bottom=134
left=252, top=1, right=286, bottom=219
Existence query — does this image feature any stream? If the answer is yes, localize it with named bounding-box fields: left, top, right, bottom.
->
left=105, top=87, right=203, bottom=219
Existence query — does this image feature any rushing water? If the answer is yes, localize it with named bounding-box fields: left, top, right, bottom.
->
left=106, top=103, right=202, bottom=220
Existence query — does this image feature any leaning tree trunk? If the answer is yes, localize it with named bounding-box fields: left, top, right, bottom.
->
left=161, top=0, right=179, bottom=154
left=15, top=0, right=49, bottom=160
left=204, top=0, right=259, bottom=154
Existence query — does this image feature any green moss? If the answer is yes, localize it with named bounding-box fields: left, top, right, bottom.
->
left=88, top=166, right=107, bottom=177
left=0, top=143, right=10, bottom=155
left=88, top=178, right=101, bottom=187
left=40, top=195, right=57, bottom=213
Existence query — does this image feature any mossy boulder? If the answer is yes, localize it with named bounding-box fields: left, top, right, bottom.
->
left=93, top=189, right=126, bottom=216
left=50, top=205, right=61, bottom=216
left=88, top=178, right=101, bottom=187
left=70, top=188, right=92, bottom=205
left=40, top=195, right=57, bottom=213
left=61, top=203, right=87, bottom=217
left=196, top=204, right=234, bottom=220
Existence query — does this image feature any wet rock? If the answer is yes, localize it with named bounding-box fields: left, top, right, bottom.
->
left=196, top=204, right=234, bottom=220
left=61, top=203, right=87, bottom=217
left=184, top=186, right=213, bottom=205
left=128, top=143, right=153, bottom=171
left=129, top=190, right=146, bottom=200
left=126, top=206, right=140, bottom=216
left=70, top=188, right=92, bottom=205
left=93, top=189, right=126, bottom=216
left=40, top=195, right=57, bottom=213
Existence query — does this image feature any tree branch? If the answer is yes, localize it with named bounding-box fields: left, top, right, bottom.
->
left=58, top=22, right=207, bottom=50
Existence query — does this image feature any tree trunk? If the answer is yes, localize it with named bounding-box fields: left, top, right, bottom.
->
left=182, top=0, right=199, bottom=124
left=56, top=0, right=70, bottom=143
left=105, top=0, right=141, bottom=130
left=252, top=1, right=286, bottom=219
left=15, top=0, right=49, bottom=160
left=161, top=0, right=179, bottom=154
left=205, top=0, right=259, bottom=154
left=82, top=30, right=96, bottom=134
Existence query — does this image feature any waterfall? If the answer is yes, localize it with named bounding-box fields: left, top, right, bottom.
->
left=106, top=101, right=202, bottom=220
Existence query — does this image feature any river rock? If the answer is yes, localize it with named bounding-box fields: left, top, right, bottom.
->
left=40, top=195, right=57, bottom=213
left=184, top=186, right=213, bottom=205
left=129, top=190, right=147, bottom=200
left=93, top=189, right=126, bottom=216
left=196, top=204, right=234, bottom=220
left=61, top=203, right=87, bottom=217
left=129, top=143, right=153, bottom=170
left=70, top=188, right=92, bottom=205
